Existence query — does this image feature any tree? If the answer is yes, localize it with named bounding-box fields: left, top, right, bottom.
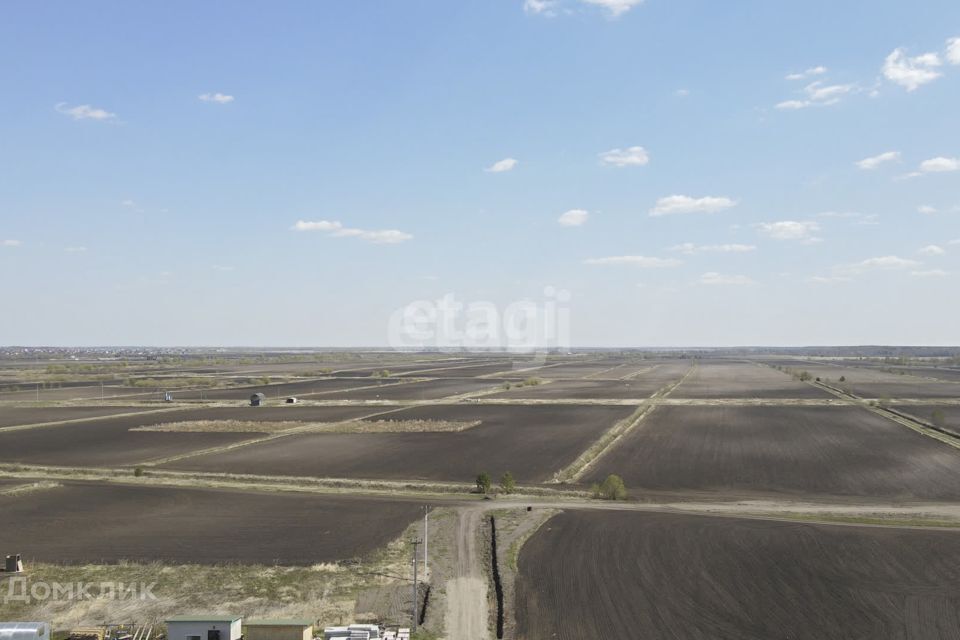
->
left=476, top=472, right=491, bottom=495
left=593, top=474, right=627, bottom=501
left=839, top=376, right=846, bottom=382
left=499, top=471, right=516, bottom=495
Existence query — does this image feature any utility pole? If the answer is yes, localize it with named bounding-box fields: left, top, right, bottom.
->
left=423, top=506, right=429, bottom=576
left=36, top=383, right=40, bottom=402
left=411, top=537, right=422, bottom=632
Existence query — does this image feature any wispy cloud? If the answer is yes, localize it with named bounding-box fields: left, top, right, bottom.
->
left=911, top=269, right=948, bottom=278
left=65, top=246, right=87, bottom=253
left=918, top=205, right=938, bottom=215
left=649, top=195, right=737, bottom=217
left=199, top=92, right=235, bottom=104
left=844, top=255, right=920, bottom=274
left=919, top=156, right=960, bottom=173
left=598, top=146, right=650, bottom=167
left=581, top=0, right=644, bottom=18
left=699, top=272, right=754, bottom=286
left=856, top=151, right=900, bottom=170
left=292, top=220, right=413, bottom=244
left=919, top=244, right=945, bottom=256
left=583, top=255, right=682, bottom=267
left=756, top=220, right=821, bottom=242
left=55, top=103, right=116, bottom=121
left=485, top=158, right=518, bottom=173
left=523, top=0, right=558, bottom=15
left=669, top=243, right=756, bottom=255
left=213, top=265, right=234, bottom=272
left=949, top=37, right=960, bottom=65
left=2, top=239, right=21, bottom=247
left=883, top=48, right=942, bottom=91
left=776, top=81, right=856, bottom=110
left=785, top=66, right=827, bottom=81
left=558, top=209, right=589, bottom=227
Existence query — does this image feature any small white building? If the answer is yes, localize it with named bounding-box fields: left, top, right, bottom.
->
left=0, top=623, right=51, bottom=640
left=165, top=616, right=242, bottom=640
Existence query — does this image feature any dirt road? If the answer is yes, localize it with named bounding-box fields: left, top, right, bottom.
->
left=444, top=505, right=490, bottom=639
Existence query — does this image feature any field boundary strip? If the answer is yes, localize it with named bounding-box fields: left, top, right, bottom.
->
left=550, top=364, right=697, bottom=484
left=137, top=404, right=415, bottom=467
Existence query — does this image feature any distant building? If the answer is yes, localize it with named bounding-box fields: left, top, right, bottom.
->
left=244, top=620, right=312, bottom=640
left=285, top=397, right=298, bottom=404
left=0, top=622, right=50, bottom=640
left=165, top=617, right=242, bottom=640
left=250, top=393, right=266, bottom=407
left=3, top=554, right=23, bottom=574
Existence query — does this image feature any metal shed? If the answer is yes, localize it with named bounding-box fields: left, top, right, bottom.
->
left=165, top=616, right=241, bottom=640
left=244, top=620, right=313, bottom=640
left=250, top=393, right=266, bottom=407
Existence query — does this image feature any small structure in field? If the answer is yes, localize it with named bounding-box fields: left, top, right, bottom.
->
left=250, top=393, right=266, bottom=407
left=323, top=624, right=382, bottom=639
left=0, top=622, right=50, bottom=640
left=2, top=554, right=23, bottom=574
left=285, top=397, right=298, bottom=404
left=165, top=616, right=242, bottom=640
left=244, top=620, right=312, bottom=640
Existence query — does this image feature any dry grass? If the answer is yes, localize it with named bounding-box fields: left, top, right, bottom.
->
left=131, top=419, right=482, bottom=434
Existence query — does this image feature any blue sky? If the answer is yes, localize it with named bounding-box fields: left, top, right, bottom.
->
left=1, top=0, right=958, bottom=347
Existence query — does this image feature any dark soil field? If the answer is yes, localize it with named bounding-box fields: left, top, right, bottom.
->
left=515, top=510, right=960, bottom=640
left=317, top=378, right=502, bottom=401
left=164, top=404, right=634, bottom=483
left=844, top=382, right=960, bottom=400
left=893, top=405, right=960, bottom=431
left=0, top=482, right=423, bottom=565
left=527, top=361, right=627, bottom=379
left=0, top=406, right=380, bottom=467
left=488, top=362, right=691, bottom=399
left=0, top=385, right=155, bottom=402
left=671, top=361, right=831, bottom=398
left=170, top=377, right=402, bottom=401
left=584, top=406, right=960, bottom=500
left=394, top=362, right=518, bottom=378
left=0, top=406, right=155, bottom=429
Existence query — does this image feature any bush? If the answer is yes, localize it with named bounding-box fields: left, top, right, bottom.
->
left=592, top=474, right=627, bottom=501
left=499, top=471, right=516, bottom=495
left=134, top=467, right=144, bottom=478
left=476, top=471, right=491, bottom=494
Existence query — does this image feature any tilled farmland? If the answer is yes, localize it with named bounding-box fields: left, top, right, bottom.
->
left=0, top=482, right=423, bottom=565
left=162, top=404, right=635, bottom=482
left=584, top=405, right=960, bottom=499
left=515, top=510, right=960, bottom=640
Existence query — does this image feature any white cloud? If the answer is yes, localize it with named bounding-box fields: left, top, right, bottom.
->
left=292, top=220, right=413, bottom=244
left=911, top=269, right=948, bottom=277
left=583, top=255, right=682, bottom=267
left=524, top=0, right=557, bottom=15
left=948, top=37, right=960, bottom=65
left=920, top=157, right=960, bottom=173
left=850, top=255, right=920, bottom=271
left=669, top=243, right=756, bottom=255
left=951, top=239, right=960, bottom=245
left=599, top=146, right=650, bottom=167
left=919, top=244, right=945, bottom=256
left=198, top=92, right=235, bottom=104
left=65, top=247, right=87, bottom=253
left=485, top=158, right=518, bottom=173
left=2, top=239, right=21, bottom=247
left=213, top=265, right=234, bottom=272
left=55, top=103, right=116, bottom=121
left=675, top=88, right=690, bottom=97
left=776, top=81, right=856, bottom=110
left=856, top=151, right=900, bottom=170
left=558, top=209, right=589, bottom=227
left=650, top=195, right=737, bottom=217
left=581, top=0, right=644, bottom=18
left=918, top=205, right=938, bottom=215
left=882, top=48, right=942, bottom=91
left=699, top=272, right=754, bottom=286
left=785, top=66, right=828, bottom=81
left=756, top=220, right=821, bottom=241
